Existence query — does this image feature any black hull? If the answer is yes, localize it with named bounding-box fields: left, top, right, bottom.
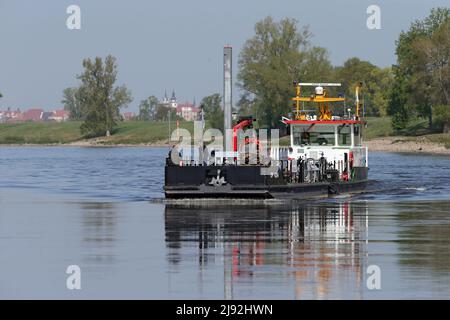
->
left=164, top=165, right=368, bottom=199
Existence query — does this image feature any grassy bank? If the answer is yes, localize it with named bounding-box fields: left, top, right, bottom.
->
left=365, top=116, right=450, bottom=149
left=99, top=121, right=194, bottom=145
left=0, top=121, right=83, bottom=144
left=0, top=121, right=194, bottom=145
left=364, top=117, right=394, bottom=139
left=1, top=118, right=449, bottom=149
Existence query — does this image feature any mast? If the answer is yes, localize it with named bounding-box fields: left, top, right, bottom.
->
left=223, top=45, right=233, bottom=152
left=355, top=82, right=363, bottom=120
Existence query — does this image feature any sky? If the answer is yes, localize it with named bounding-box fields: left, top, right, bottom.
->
left=0, top=0, right=449, bottom=112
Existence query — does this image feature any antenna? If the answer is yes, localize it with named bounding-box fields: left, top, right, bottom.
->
left=297, top=83, right=342, bottom=87
left=355, top=82, right=363, bottom=119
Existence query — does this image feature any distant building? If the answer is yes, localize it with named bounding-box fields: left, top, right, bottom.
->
left=159, top=90, right=200, bottom=121
left=161, top=90, right=178, bottom=109
left=122, top=112, right=135, bottom=121
left=176, top=102, right=201, bottom=121
left=0, top=108, right=69, bottom=123
left=23, top=109, right=44, bottom=122
left=49, top=109, right=70, bottom=122
left=0, top=108, right=22, bottom=123
left=41, top=111, right=54, bottom=122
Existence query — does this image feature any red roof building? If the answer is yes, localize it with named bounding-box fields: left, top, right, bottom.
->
left=0, top=108, right=23, bottom=123
left=49, top=109, right=70, bottom=122
left=122, top=112, right=135, bottom=121
left=22, top=109, right=44, bottom=122
left=176, top=102, right=200, bottom=121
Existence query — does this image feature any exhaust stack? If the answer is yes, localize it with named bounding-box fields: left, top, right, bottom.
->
left=223, top=45, right=233, bottom=151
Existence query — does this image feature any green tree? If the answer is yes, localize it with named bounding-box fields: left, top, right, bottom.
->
left=414, top=20, right=450, bottom=107
left=238, top=16, right=313, bottom=128
left=139, top=95, right=159, bottom=120
left=200, top=93, right=223, bottom=131
left=387, top=68, right=410, bottom=130
left=155, top=104, right=169, bottom=121
left=433, top=105, right=450, bottom=133
left=237, top=92, right=256, bottom=117
left=298, top=47, right=334, bottom=83
left=389, top=7, right=450, bottom=129
left=334, top=58, right=393, bottom=117
left=371, top=67, right=394, bottom=117
left=62, top=87, right=85, bottom=120
left=78, top=55, right=132, bottom=137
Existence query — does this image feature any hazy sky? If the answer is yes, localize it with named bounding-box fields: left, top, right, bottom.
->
left=0, top=0, right=448, bottom=112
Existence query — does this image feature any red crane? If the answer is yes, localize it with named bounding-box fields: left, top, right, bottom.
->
left=232, top=117, right=260, bottom=152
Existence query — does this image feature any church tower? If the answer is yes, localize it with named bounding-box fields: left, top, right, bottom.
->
left=170, top=89, right=177, bottom=109
left=163, top=89, right=169, bottom=104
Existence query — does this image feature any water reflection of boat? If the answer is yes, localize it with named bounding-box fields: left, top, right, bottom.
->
left=164, top=202, right=369, bottom=299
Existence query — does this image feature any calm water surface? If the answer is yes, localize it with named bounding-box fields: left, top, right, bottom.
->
left=0, top=147, right=449, bottom=299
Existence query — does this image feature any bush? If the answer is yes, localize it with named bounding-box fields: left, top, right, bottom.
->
left=391, top=111, right=409, bottom=131
left=1, top=136, right=25, bottom=144
left=433, top=105, right=450, bottom=133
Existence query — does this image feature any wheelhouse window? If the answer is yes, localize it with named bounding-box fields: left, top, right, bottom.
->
left=338, top=125, right=351, bottom=146
left=293, top=125, right=336, bottom=146
left=354, top=124, right=362, bottom=146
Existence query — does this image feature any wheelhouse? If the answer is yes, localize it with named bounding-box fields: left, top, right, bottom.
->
left=281, top=82, right=368, bottom=180
left=288, top=120, right=364, bottom=148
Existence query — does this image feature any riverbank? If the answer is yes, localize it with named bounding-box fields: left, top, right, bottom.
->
left=1, top=118, right=449, bottom=155
left=367, top=136, right=450, bottom=155
left=364, top=117, right=450, bottom=155
left=5, top=137, right=448, bottom=156
left=0, top=141, right=171, bottom=148
left=0, top=121, right=192, bottom=146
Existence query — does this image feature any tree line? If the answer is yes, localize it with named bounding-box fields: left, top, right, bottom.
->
left=61, top=8, right=449, bottom=137
left=236, top=16, right=393, bottom=128
left=237, top=9, right=449, bottom=133
left=137, top=93, right=224, bottom=131
left=387, top=7, right=450, bottom=133
left=62, top=56, right=224, bottom=137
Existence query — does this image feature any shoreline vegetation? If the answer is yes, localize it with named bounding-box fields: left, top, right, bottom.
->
left=1, top=117, right=449, bottom=155
left=2, top=11, right=448, bottom=155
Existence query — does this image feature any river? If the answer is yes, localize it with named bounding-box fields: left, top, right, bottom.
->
left=0, top=147, right=449, bottom=299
